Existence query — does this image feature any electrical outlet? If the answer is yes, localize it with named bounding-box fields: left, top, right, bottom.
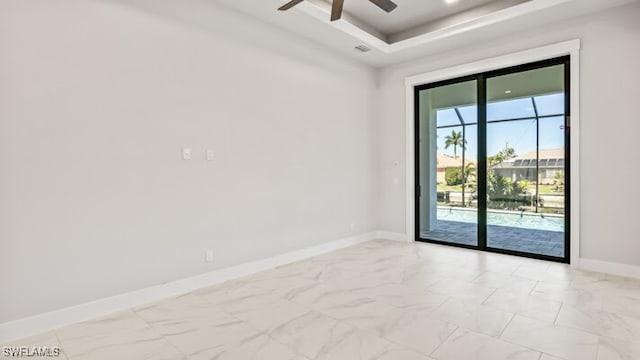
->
left=205, top=250, right=214, bottom=263
left=183, top=148, right=192, bottom=160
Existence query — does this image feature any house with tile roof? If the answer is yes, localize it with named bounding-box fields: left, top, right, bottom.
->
left=492, top=148, right=565, bottom=184
left=437, top=153, right=475, bottom=184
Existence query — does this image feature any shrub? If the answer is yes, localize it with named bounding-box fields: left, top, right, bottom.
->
left=487, top=170, right=531, bottom=210
left=445, top=167, right=464, bottom=186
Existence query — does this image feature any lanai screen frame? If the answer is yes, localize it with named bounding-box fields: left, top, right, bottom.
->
left=435, top=95, right=566, bottom=213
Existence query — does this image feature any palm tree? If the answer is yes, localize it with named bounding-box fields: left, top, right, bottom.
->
left=444, top=130, right=466, bottom=158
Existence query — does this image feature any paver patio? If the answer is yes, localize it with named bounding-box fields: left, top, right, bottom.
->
left=421, top=220, right=565, bottom=258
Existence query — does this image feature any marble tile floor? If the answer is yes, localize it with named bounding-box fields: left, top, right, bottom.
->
left=3, top=239, right=640, bottom=360
left=422, top=220, right=565, bottom=258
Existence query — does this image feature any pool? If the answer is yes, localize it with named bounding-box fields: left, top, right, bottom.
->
left=437, top=207, right=565, bottom=232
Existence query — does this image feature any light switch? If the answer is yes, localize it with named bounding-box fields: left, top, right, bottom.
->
left=206, top=149, right=215, bottom=161
left=182, top=148, right=191, bottom=160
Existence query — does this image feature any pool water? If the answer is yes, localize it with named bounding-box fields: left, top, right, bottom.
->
left=437, top=208, right=565, bottom=232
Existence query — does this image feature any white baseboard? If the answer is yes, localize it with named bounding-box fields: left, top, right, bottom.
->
left=375, top=231, right=410, bottom=242
left=577, top=258, right=640, bottom=279
left=0, top=232, right=378, bottom=343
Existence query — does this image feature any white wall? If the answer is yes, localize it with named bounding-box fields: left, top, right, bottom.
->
left=376, top=2, right=640, bottom=266
left=0, top=0, right=377, bottom=323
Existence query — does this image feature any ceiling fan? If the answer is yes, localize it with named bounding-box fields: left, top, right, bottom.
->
left=278, top=0, right=398, bottom=22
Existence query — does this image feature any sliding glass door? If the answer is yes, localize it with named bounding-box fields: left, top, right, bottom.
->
left=415, top=57, right=570, bottom=262
left=417, top=79, right=478, bottom=247
left=485, top=64, right=568, bottom=258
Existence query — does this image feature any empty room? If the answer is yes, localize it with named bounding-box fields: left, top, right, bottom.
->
left=1, top=0, right=640, bottom=359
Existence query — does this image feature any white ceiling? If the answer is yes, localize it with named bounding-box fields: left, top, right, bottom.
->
left=214, top=0, right=637, bottom=67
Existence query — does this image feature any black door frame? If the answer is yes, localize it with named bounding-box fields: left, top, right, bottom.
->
left=414, top=56, right=571, bottom=263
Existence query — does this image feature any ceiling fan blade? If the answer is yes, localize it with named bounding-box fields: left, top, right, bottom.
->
left=369, top=0, right=397, bottom=13
left=330, top=0, right=344, bottom=21
left=278, top=0, right=304, bottom=11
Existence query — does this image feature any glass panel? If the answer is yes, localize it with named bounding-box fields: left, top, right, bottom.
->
left=436, top=108, right=463, bottom=127
left=487, top=98, right=536, bottom=121
left=540, top=117, right=565, bottom=150
left=534, top=93, right=565, bottom=116
left=486, top=65, right=566, bottom=259
left=418, top=80, right=478, bottom=247
left=457, top=105, right=478, bottom=124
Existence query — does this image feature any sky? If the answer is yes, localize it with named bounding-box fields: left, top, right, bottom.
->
left=436, top=93, right=565, bottom=161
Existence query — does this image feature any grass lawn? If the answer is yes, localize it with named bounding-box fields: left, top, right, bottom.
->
left=437, top=184, right=463, bottom=192
left=527, top=184, right=564, bottom=195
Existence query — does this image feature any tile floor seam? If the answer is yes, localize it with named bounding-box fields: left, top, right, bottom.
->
left=480, top=288, right=498, bottom=305
left=425, top=322, right=459, bottom=358
left=509, top=264, right=521, bottom=276
left=499, top=325, right=572, bottom=359
left=560, top=322, right=603, bottom=339
left=209, top=310, right=300, bottom=359
left=499, top=309, right=556, bottom=326
left=469, top=271, right=486, bottom=283
left=554, top=311, right=637, bottom=343
left=140, top=291, right=278, bottom=358
left=371, top=321, right=457, bottom=359
left=529, top=281, right=540, bottom=296
left=306, top=294, right=457, bottom=358
left=250, top=286, right=445, bottom=358
left=51, top=330, right=69, bottom=360
left=226, top=300, right=317, bottom=360
left=594, top=341, right=602, bottom=360
left=496, top=334, right=552, bottom=358
left=262, top=331, right=313, bottom=360
left=129, top=306, right=189, bottom=359
left=497, top=312, right=517, bottom=339
left=269, top=296, right=402, bottom=355
left=514, top=316, right=604, bottom=355
left=431, top=327, right=548, bottom=360
left=553, top=302, right=564, bottom=324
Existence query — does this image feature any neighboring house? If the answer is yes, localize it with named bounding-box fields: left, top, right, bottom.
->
left=492, top=148, right=565, bottom=184
left=436, top=153, right=475, bottom=184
